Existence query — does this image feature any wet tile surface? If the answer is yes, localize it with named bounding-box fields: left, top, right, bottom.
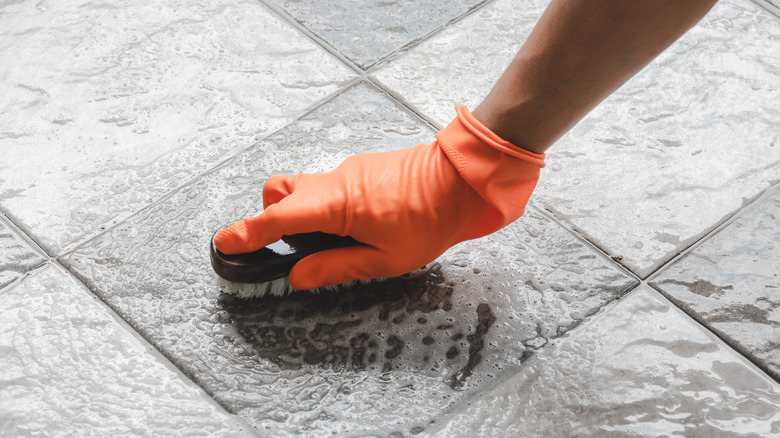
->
left=429, top=286, right=780, bottom=437
left=373, top=0, right=780, bottom=277
left=372, top=0, right=545, bottom=123
left=0, top=0, right=355, bottom=255
left=265, top=0, right=488, bottom=69
left=0, top=216, right=46, bottom=291
left=0, top=264, right=250, bottom=437
left=62, top=84, right=636, bottom=437
left=650, top=188, right=780, bottom=381
left=754, top=0, right=780, bottom=16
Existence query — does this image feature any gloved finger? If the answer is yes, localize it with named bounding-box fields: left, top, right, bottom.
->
left=288, top=245, right=401, bottom=290
left=262, top=173, right=306, bottom=208
left=215, top=197, right=344, bottom=254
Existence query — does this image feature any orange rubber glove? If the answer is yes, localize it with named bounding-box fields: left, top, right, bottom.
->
left=215, top=106, right=545, bottom=290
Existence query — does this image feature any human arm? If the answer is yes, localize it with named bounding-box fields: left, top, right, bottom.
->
left=473, top=0, right=718, bottom=153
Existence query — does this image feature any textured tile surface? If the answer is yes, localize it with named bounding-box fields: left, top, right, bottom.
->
left=266, top=0, right=488, bottom=69
left=0, top=216, right=46, bottom=291
left=63, top=84, right=636, bottom=436
left=374, top=0, right=780, bottom=277
left=372, top=0, right=545, bottom=122
left=0, top=0, right=355, bottom=254
left=650, top=188, right=780, bottom=381
left=429, top=286, right=780, bottom=437
left=0, top=264, right=250, bottom=437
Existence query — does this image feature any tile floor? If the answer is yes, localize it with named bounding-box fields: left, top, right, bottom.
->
left=1, top=0, right=778, bottom=436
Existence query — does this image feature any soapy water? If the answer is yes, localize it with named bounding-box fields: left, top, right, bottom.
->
left=216, top=264, right=498, bottom=390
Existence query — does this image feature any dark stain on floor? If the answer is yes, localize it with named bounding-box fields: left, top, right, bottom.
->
left=217, top=264, right=496, bottom=389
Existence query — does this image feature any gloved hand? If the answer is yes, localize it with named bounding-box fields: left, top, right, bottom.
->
left=214, top=106, right=545, bottom=290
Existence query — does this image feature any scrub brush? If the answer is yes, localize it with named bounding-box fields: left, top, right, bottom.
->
left=210, top=230, right=420, bottom=298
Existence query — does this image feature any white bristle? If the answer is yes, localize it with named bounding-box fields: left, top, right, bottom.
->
left=215, top=266, right=430, bottom=299
left=216, top=275, right=292, bottom=299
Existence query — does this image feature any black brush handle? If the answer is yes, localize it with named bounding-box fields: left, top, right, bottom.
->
left=210, top=231, right=361, bottom=284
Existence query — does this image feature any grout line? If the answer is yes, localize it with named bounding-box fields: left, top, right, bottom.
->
left=364, top=0, right=503, bottom=128
left=646, top=181, right=780, bottom=283
left=255, top=0, right=500, bottom=74
left=254, top=0, right=365, bottom=75
left=0, top=212, right=55, bottom=297
left=0, top=262, right=53, bottom=299
left=751, top=0, right=780, bottom=20
left=368, top=74, right=448, bottom=132
left=289, top=76, right=366, bottom=121
left=0, top=210, right=55, bottom=261
left=532, top=178, right=780, bottom=284
left=371, top=74, right=447, bottom=126
left=528, top=203, right=642, bottom=284
left=363, top=0, right=500, bottom=74
left=247, top=0, right=499, bottom=144
left=362, top=78, right=441, bottom=134
left=640, top=182, right=780, bottom=385
left=533, top=184, right=780, bottom=383
left=644, top=283, right=780, bottom=385
left=531, top=187, right=780, bottom=386
left=48, top=259, right=262, bottom=435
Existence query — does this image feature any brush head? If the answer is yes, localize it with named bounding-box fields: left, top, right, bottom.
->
left=210, top=229, right=363, bottom=298
left=214, top=274, right=395, bottom=299
left=210, top=230, right=428, bottom=299
left=215, top=275, right=296, bottom=299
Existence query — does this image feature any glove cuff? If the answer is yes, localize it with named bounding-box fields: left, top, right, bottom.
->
left=435, top=105, right=545, bottom=230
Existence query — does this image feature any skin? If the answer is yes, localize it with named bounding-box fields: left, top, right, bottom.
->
left=472, top=0, right=719, bottom=154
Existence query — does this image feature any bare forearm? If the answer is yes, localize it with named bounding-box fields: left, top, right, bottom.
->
left=472, top=0, right=718, bottom=153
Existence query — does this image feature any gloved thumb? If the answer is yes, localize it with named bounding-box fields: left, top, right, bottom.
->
left=288, top=245, right=394, bottom=290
